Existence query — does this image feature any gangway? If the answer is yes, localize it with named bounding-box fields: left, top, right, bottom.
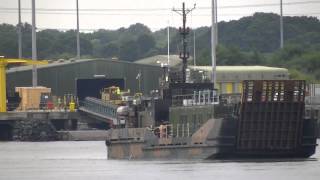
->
left=78, top=97, right=118, bottom=126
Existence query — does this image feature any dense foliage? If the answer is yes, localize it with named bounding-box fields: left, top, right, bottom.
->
left=0, top=13, right=319, bottom=82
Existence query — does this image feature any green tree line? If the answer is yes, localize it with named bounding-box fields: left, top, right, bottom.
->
left=0, top=13, right=319, bottom=82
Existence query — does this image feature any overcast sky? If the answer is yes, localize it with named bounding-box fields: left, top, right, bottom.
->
left=0, top=0, right=319, bottom=31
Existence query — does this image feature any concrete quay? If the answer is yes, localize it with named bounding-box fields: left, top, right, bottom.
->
left=0, top=111, right=80, bottom=141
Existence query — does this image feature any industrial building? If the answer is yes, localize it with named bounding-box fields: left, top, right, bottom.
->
left=7, top=58, right=163, bottom=96
left=189, top=65, right=289, bottom=94
left=7, top=56, right=289, bottom=96
left=134, top=55, right=289, bottom=94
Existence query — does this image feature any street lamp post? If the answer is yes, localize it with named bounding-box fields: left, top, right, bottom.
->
left=31, top=0, right=37, bottom=87
left=211, top=0, right=217, bottom=86
left=280, top=0, right=284, bottom=48
left=76, top=0, right=80, bottom=59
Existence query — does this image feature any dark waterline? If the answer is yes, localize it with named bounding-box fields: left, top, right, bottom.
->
left=0, top=141, right=319, bottom=180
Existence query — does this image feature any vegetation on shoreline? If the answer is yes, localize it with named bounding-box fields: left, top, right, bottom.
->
left=0, top=13, right=319, bottom=82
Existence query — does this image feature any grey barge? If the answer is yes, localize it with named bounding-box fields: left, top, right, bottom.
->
left=105, top=79, right=318, bottom=160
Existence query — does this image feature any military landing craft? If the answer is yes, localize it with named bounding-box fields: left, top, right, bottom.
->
left=98, top=3, right=318, bottom=160
left=102, top=76, right=317, bottom=160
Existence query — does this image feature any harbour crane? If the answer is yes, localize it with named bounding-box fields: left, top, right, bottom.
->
left=0, top=56, right=48, bottom=112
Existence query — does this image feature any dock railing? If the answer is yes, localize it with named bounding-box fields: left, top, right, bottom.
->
left=173, top=123, right=192, bottom=138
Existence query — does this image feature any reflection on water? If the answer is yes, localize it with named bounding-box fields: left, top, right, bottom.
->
left=0, top=141, right=319, bottom=180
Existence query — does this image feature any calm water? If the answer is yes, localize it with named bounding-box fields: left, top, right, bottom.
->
left=0, top=141, right=319, bottom=180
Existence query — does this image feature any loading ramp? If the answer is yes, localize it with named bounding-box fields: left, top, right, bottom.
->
left=78, top=97, right=118, bottom=126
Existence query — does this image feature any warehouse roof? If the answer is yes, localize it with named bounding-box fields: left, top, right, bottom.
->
left=7, top=58, right=157, bottom=73
left=7, top=56, right=288, bottom=75
left=135, top=55, right=182, bottom=67
left=189, top=65, right=288, bottom=73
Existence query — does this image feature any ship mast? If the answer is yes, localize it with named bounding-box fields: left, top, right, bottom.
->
left=173, top=3, right=195, bottom=83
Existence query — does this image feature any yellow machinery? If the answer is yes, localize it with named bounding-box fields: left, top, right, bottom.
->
left=0, top=56, right=48, bottom=112
left=69, top=96, right=75, bottom=112
left=101, top=86, right=122, bottom=105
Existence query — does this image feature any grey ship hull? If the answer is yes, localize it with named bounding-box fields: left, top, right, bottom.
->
left=107, top=143, right=316, bottom=160
left=106, top=118, right=317, bottom=160
left=108, top=142, right=223, bottom=160
left=106, top=118, right=233, bottom=160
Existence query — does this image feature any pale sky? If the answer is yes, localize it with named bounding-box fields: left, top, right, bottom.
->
left=0, top=0, right=319, bottom=31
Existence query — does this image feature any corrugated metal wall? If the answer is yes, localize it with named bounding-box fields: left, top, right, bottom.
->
left=309, top=84, right=320, bottom=96
left=7, top=59, right=163, bottom=96
left=7, top=59, right=292, bottom=96
left=190, top=67, right=289, bottom=94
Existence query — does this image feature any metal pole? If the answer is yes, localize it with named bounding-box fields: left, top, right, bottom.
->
left=215, top=0, right=218, bottom=45
left=167, top=20, right=170, bottom=67
left=18, top=0, right=22, bottom=59
left=138, top=70, right=141, bottom=92
left=76, top=0, right=80, bottom=59
left=182, top=2, right=187, bottom=83
left=31, top=0, right=37, bottom=87
left=211, top=0, right=218, bottom=118
left=191, top=11, right=196, bottom=66
left=211, top=0, right=217, bottom=86
left=280, top=0, right=284, bottom=48
left=193, top=30, right=196, bottom=66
